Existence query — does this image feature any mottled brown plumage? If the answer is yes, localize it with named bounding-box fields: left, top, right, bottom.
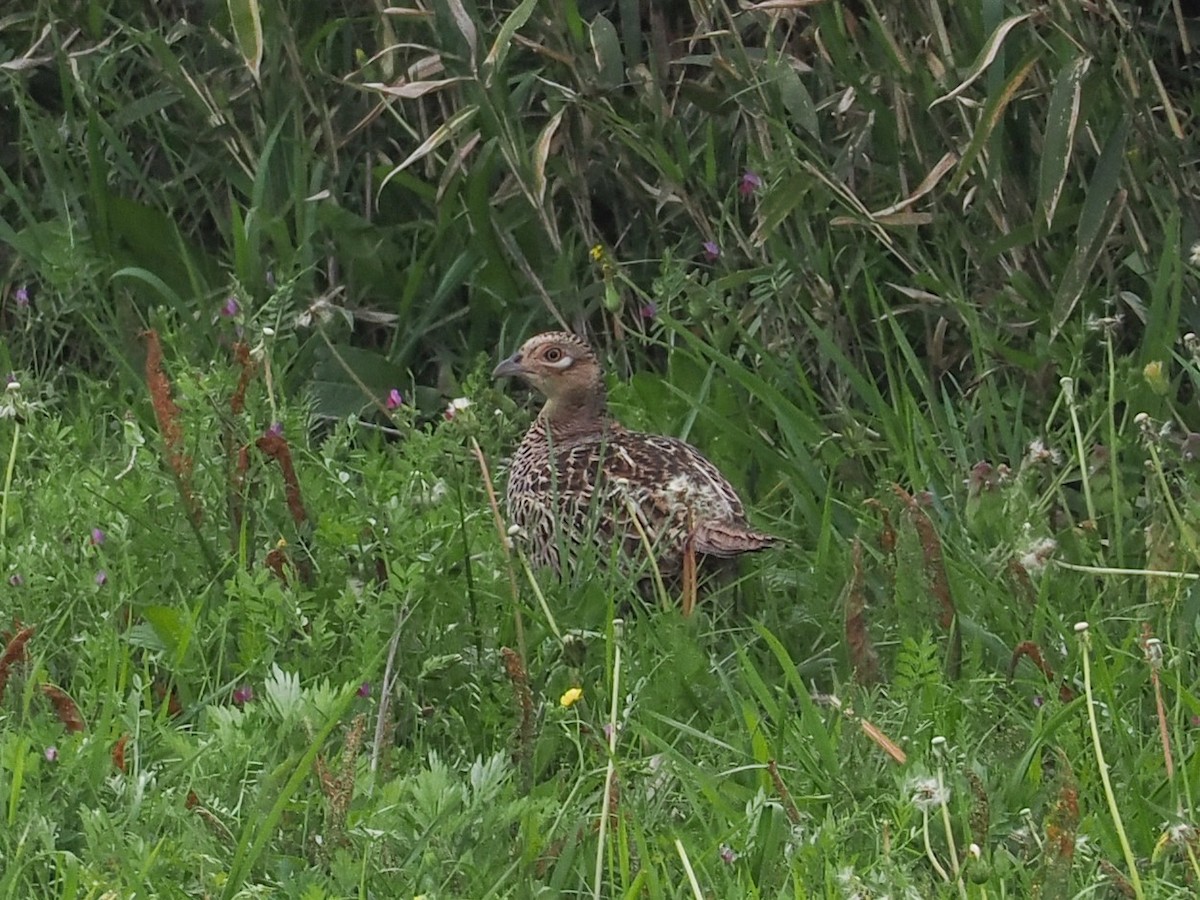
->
left=492, top=332, right=778, bottom=582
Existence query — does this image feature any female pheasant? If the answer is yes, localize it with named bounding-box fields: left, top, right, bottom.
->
left=493, top=331, right=778, bottom=603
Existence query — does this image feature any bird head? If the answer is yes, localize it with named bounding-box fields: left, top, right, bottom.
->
left=493, top=332, right=606, bottom=425
left=492, top=332, right=601, bottom=395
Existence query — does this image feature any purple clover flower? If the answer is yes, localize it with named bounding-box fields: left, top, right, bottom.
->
left=90, top=528, right=106, bottom=546
left=221, top=296, right=240, bottom=318
left=14, top=286, right=29, bottom=308
left=94, top=570, right=108, bottom=586
left=386, top=389, right=403, bottom=411
left=357, top=681, right=372, bottom=698
left=702, top=241, right=720, bottom=262
left=739, top=170, right=762, bottom=197
left=233, top=684, right=254, bottom=706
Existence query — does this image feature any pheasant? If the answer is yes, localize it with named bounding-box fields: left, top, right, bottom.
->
left=492, top=331, right=778, bottom=608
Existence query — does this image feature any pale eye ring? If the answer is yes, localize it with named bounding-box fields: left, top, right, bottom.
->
left=544, top=347, right=563, bottom=362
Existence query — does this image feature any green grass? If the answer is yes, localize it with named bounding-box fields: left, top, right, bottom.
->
left=2, top=0, right=1200, bottom=896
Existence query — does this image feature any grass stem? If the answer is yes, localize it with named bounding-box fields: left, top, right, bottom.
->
left=593, top=618, right=624, bottom=900
left=1, top=421, right=18, bottom=543
left=1079, top=623, right=1144, bottom=899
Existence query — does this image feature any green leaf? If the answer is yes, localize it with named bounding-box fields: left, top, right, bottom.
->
left=590, top=14, right=623, bottom=90
left=1075, top=115, right=1128, bottom=254
left=439, top=0, right=478, bottom=70
left=775, top=62, right=819, bottom=138
left=1037, top=55, right=1091, bottom=230
left=482, top=0, right=540, bottom=84
left=1052, top=188, right=1126, bottom=337
left=931, top=12, right=1036, bottom=108
left=950, top=48, right=1040, bottom=191
left=143, top=605, right=190, bottom=658
left=226, top=0, right=263, bottom=81
left=378, top=105, right=480, bottom=195
left=532, top=107, right=566, bottom=208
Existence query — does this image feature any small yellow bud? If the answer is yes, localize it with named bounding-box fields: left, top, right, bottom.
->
left=559, top=687, right=583, bottom=708
left=1143, top=360, right=1168, bottom=395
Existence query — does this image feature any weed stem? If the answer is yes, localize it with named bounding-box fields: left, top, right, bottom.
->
left=922, top=807, right=951, bottom=884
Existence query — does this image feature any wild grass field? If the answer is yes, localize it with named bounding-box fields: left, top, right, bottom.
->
left=2, top=0, right=1200, bottom=897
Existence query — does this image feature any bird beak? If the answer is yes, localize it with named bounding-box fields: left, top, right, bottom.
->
left=491, top=354, right=524, bottom=379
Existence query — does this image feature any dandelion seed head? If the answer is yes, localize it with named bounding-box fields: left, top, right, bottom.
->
left=1018, top=536, right=1057, bottom=574
left=907, top=775, right=949, bottom=810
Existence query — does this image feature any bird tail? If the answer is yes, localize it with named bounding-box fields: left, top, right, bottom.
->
left=692, top=521, right=781, bottom=558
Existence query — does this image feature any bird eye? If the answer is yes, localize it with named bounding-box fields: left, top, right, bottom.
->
left=544, top=347, right=563, bottom=362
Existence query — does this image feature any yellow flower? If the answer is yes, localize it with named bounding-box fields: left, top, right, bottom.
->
left=589, top=244, right=605, bottom=262
left=559, top=687, right=583, bottom=708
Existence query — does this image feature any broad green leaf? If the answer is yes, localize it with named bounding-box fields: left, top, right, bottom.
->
left=1038, top=55, right=1091, bottom=230
left=930, top=12, right=1034, bottom=108
left=482, top=0, right=540, bottom=84
left=1051, top=188, right=1126, bottom=337
left=144, top=605, right=190, bottom=659
left=1075, top=115, right=1127, bottom=253
left=751, top=172, right=810, bottom=244
left=775, top=61, right=819, bottom=137
left=590, top=14, right=623, bottom=89
left=226, top=0, right=263, bottom=82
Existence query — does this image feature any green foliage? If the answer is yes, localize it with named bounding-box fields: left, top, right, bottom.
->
left=1, top=0, right=1200, bottom=896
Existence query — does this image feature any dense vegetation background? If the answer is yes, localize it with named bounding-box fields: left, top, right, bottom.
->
left=2, top=0, right=1199, bottom=896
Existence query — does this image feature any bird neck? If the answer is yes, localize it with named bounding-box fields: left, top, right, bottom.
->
left=540, top=383, right=608, bottom=441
